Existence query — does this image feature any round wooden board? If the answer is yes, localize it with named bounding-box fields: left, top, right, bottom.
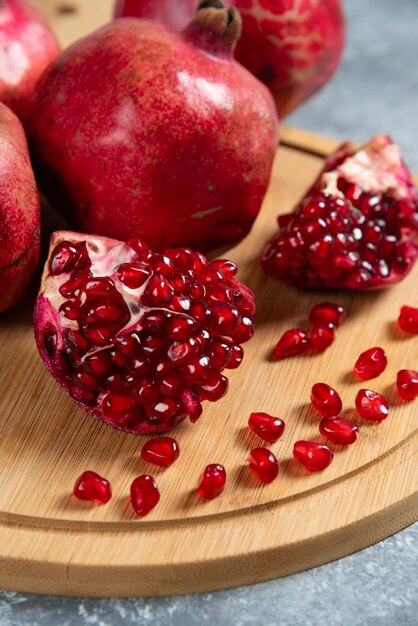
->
left=0, top=127, right=417, bottom=598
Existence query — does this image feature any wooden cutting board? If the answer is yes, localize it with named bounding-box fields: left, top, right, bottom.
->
left=0, top=126, right=417, bottom=597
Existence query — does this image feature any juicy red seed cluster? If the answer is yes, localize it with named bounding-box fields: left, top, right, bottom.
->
left=311, top=383, right=342, bottom=417
left=73, top=470, right=112, bottom=504
left=247, top=447, right=279, bottom=483
left=273, top=302, right=346, bottom=360
left=396, top=369, right=418, bottom=400
left=130, top=475, right=160, bottom=516
left=141, top=437, right=180, bottom=467
left=261, top=181, right=418, bottom=290
left=355, top=389, right=389, bottom=421
left=398, top=305, right=418, bottom=333
left=248, top=412, right=285, bottom=443
left=197, top=464, right=226, bottom=499
left=319, top=416, right=358, bottom=445
left=293, top=441, right=333, bottom=472
left=45, top=240, right=255, bottom=433
left=354, top=347, right=387, bottom=380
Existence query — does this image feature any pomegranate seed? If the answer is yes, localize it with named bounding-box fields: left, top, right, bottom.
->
left=117, top=263, right=150, bottom=289
left=226, top=344, right=244, bottom=368
left=166, top=316, right=196, bottom=339
left=248, top=412, right=285, bottom=443
left=232, top=317, right=254, bottom=343
left=130, top=475, right=160, bottom=516
left=319, top=416, right=359, bottom=445
left=310, top=323, right=335, bottom=350
left=293, top=441, right=333, bottom=471
left=141, top=437, right=180, bottom=467
left=354, top=347, right=387, bottom=380
left=247, top=448, right=279, bottom=483
left=197, top=464, right=226, bottom=499
left=398, top=306, right=418, bottom=333
left=355, top=389, right=389, bottom=421
left=197, top=373, right=229, bottom=401
left=73, top=470, right=111, bottom=503
left=210, top=259, right=238, bottom=279
left=309, top=302, right=346, bottom=327
left=396, top=369, right=418, bottom=400
left=209, top=302, right=241, bottom=335
left=273, top=328, right=309, bottom=359
left=311, top=383, right=342, bottom=417
left=143, top=275, right=173, bottom=305
left=50, top=241, right=79, bottom=275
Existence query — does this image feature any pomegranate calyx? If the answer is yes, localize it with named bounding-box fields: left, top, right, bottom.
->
left=183, top=1, right=242, bottom=55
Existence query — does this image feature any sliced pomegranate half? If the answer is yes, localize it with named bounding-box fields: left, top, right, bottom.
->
left=261, top=136, right=418, bottom=290
left=34, top=232, right=255, bottom=434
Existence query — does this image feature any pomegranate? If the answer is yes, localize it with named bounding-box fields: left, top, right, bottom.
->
left=34, top=231, right=255, bottom=434
left=0, top=102, right=40, bottom=313
left=262, top=136, right=418, bottom=290
left=0, top=0, right=60, bottom=123
left=27, top=2, right=278, bottom=253
left=115, top=0, right=345, bottom=118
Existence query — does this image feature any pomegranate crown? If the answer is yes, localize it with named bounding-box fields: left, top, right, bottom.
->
left=182, top=0, right=242, bottom=55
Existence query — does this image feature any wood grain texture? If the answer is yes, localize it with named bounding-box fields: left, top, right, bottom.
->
left=0, top=0, right=416, bottom=598
left=0, top=128, right=417, bottom=597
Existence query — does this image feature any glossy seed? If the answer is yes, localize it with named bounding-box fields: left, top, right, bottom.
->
left=248, top=412, right=285, bottom=443
left=130, top=475, right=160, bottom=516
left=354, top=347, right=387, bottom=380
left=355, top=389, right=389, bottom=421
left=311, top=382, right=342, bottom=417
left=197, top=464, right=226, bottom=499
left=73, top=470, right=112, bottom=504
left=247, top=447, right=279, bottom=483
left=319, top=416, right=359, bottom=445
left=293, top=441, right=333, bottom=471
left=141, top=437, right=180, bottom=467
left=396, top=369, right=418, bottom=400
left=273, top=328, right=310, bottom=359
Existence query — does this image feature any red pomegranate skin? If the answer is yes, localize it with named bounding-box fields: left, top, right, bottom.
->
left=0, top=0, right=60, bottom=123
left=115, top=0, right=345, bottom=118
left=0, top=102, right=40, bottom=313
left=27, top=7, right=278, bottom=253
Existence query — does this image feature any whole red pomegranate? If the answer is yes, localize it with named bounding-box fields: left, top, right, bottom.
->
left=0, top=0, right=60, bottom=123
left=115, top=0, right=345, bottom=118
left=34, top=232, right=255, bottom=434
left=27, top=2, right=278, bottom=253
left=262, top=136, right=418, bottom=290
left=0, top=102, right=40, bottom=313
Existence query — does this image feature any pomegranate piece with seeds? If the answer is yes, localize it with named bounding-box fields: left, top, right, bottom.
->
left=293, top=441, right=333, bottom=472
left=398, top=306, right=418, bottom=333
left=309, top=302, right=346, bottom=327
left=396, top=370, right=418, bottom=400
left=130, top=475, right=160, bottom=516
left=248, top=412, right=285, bottom=443
left=319, top=416, right=359, bottom=445
left=141, top=437, right=180, bottom=467
left=354, top=347, right=387, bottom=380
left=197, top=464, right=226, bottom=499
left=273, top=328, right=309, bottom=360
left=311, top=383, right=342, bottom=417
left=73, top=470, right=112, bottom=504
left=355, top=389, right=389, bottom=421
left=34, top=232, right=255, bottom=434
left=262, top=136, right=418, bottom=290
left=247, top=447, right=279, bottom=483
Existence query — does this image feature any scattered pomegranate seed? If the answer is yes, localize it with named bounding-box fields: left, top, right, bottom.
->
left=355, top=389, right=389, bottom=421
left=248, top=412, right=285, bottom=443
left=141, top=437, right=180, bottom=467
left=309, top=302, right=346, bottom=327
left=310, top=323, right=335, bottom=350
left=293, top=441, right=333, bottom=471
left=396, top=370, right=418, bottom=400
left=354, top=347, right=387, bottom=380
left=273, top=328, right=309, bottom=359
left=310, top=382, right=342, bottom=417
left=197, top=464, right=226, bottom=499
left=130, top=475, right=160, bottom=516
left=247, top=447, right=279, bottom=483
left=73, top=470, right=112, bottom=504
left=319, top=416, right=359, bottom=445
left=398, top=305, right=418, bottom=333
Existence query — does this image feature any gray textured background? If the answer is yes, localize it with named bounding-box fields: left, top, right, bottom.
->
left=1, top=0, right=417, bottom=624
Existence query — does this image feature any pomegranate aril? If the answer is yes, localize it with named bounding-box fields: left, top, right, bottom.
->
left=226, top=344, right=244, bottom=369
left=396, top=369, right=418, bottom=400
left=84, top=277, right=117, bottom=299
left=248, top=412, right=285, bottom=443
left=355, top=389, right=389, bottom=421
left=136, top=378, right=160, bottom=405
left=182, top=389, right=203, bottom=422
left=73, top=470, right=111, bottom=503
left=59, top=300, right=83, bottom=321
left=82, top=323, right=114, bottom=346
left=273, top=328, right=309, bottom=359
left=141, top=437, right=180, bottom=467
left=319, top=416, right=359, bottom=445
left=145, top=397, right=179, bottom=421
left=102, top=390, right=137, bottom=418
left=198, top=266, right=225, bottom=284
left=232, top=316, right=254, bottom=343
left=398, top=305, right=418, bottom=333
left=117, top=263, right=150, bottom=289
left=210, top=259, right=237, bottom=279
left=293, top=441, right=333, bottom=471
left=179, top=355, right=210, bottom=382
left=63, top=328, right=91, bottom=352
left=166, top=316, right=196, bottom=340
left=209, top=302, right=241, bottom=335
left=354, top=347, right=387, bottom=380
left=84, top=352, right=113, bottom=377
left=196, top=374, right=228, bottom=402
left=208, top=338, right=232, bottom=369
left=142, top=275, right=173, bottom=305
left=197, top=464, right=226, bottom=499
left=50, top=241, right=79, bottom=275
left=311, top=383, right=342, bottom=417
left=130, top=475, right=160, bottom=516
left=247, top=448, right=279, bottom=483
left=309, top=302, right=346, bottom=327
left=310, top=323, right=335, bottom=350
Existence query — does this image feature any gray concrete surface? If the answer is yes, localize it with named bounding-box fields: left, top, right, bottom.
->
left=1, top=0, right=417, bottom=623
